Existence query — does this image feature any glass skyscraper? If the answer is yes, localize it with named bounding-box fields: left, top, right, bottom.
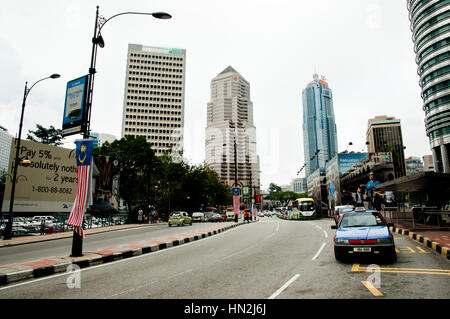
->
left=302, top=74, right=338, bottom=177
left=407, top=0, right=450, bottom=173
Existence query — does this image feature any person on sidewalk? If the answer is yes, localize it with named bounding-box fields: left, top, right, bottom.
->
left=138, top=208, right=143, bottom=224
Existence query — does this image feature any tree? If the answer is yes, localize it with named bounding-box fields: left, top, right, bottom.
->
left=94, top=136, right=159, bottom=222
left=272, top=191, right=302, bottom=207
left=27, top=124, right=63, bottom=145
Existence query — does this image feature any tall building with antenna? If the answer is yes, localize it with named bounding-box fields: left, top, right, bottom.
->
left=302, top=73, right=338, bottom=177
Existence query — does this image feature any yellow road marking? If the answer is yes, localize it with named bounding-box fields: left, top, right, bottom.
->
left=416, top=246, right=431, bottom=253
left=396, top=246, right=416, bottom=253
left=352, top=264, right=450, bottom=276
left=361, top=281, right=383, bottom=297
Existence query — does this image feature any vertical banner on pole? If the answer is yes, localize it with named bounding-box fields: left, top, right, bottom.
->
left=232, top=187, right=240, bottom=217
left=67, top=139, right=94, bottom=238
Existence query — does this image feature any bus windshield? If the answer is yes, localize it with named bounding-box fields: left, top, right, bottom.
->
left=298, top=202, right=314, bottom=211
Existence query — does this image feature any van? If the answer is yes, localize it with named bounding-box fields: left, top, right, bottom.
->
left=226, top=210, right=235, bottom=221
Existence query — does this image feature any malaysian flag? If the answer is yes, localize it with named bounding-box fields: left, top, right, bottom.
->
left=233, top=195, right=239, bottom=216
left=67, top=140, right=94, bottom=238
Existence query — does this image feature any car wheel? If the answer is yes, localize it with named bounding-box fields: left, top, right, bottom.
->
left=168, top=224, right=172, bottom=227
left=385, top=247, right=397, bottom=264
left=334, top=249, right=345, bottom=262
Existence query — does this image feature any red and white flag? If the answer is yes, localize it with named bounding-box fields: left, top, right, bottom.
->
left=233, top=195, right=239, bottom=216
left=67, top=140, right=94, bottom=238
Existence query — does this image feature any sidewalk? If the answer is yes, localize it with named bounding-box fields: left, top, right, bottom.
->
left=0, top=220, right=248, bottom=286
left=0, top=222, right=163, bottom=248
left=390, top=221, right=450, bottom=260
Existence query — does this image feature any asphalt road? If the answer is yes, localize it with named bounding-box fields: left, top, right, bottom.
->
left=0, top=222, right=220, bottom=266
left=0, top=217, right=449, bottom=299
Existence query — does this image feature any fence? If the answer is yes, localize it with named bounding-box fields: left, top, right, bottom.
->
left=381, top=206, right=450, bottom=229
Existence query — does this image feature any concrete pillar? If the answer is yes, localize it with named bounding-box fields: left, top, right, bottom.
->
left=432, top=147, right=440, bottom=173
left=441, top=144, right=449, bottom=173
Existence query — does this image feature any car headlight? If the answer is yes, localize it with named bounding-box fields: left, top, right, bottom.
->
left=335, top=239, right=349, bottom=244
left=376, top=238, right=393, bottom=244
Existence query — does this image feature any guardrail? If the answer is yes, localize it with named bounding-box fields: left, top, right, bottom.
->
left=381, top=206, right=450, bottom=229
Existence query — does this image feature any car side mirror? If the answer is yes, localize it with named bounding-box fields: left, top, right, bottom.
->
left=331, top=225, right=337, bottom=229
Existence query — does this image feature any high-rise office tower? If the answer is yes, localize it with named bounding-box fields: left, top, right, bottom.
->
left=407, top=0, right=450, bottom=173
left=205, top=66, right=260, bottom=193
left=0, top=125, right=13, bottom=174
left=121, top=44, right=186, bottom=155
left=366, top=115, right=407, bottom=178
left=302, top=74, right=338, bottom=177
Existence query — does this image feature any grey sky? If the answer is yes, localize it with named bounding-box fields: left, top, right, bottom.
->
left=0, top=0, right=429, bottom=190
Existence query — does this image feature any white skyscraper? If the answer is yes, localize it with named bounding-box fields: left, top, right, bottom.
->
left=121, top=44, right=186, bottom=156
left=205, top=66, right=260, bottom=193
left=0, top=125, right=13, bottom=175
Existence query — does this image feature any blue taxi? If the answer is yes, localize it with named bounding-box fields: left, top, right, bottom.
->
left=331, top=209, right=396, bottom=263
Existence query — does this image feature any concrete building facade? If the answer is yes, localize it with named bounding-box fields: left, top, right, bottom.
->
left=366, top=115, right=407, bottom=178
left=121, top=44, right=186, bottom=156
left=205, top=66, right=260, bottom=193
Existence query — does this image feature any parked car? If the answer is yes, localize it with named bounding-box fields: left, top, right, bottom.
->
left=333, top=205, right=355, bottom=224
left=192, top=212, right=206, bottom=222
left=168, top=211, right=192, bottom=227
left=331, top=209, right=396, bottom=263
left=209, top=213, right=226, bottom=222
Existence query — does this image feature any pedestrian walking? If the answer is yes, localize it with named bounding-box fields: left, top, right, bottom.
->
left=138, top=208, right=143, bottom=224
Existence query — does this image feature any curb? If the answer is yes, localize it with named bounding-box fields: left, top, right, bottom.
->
left=0, top=221, right=249, bottom=287
left=390, top=226, right=450, bottom=260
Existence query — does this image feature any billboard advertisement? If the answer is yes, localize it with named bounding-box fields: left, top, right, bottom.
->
left=62, top=75, right=88, bottom=137
left=2, top=140, right=77, bottom=213
left=338, top=153, right=368, bottom=174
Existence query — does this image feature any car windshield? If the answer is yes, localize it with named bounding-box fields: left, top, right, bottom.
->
left=170, top=214, right=181, bottom=218
left=339, top=212, right=385, bottom=228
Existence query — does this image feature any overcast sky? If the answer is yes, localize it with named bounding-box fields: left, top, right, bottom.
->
left=0, top=0, right=429, bottom=191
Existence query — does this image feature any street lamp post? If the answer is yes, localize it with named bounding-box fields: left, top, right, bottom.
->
left=83, top=6, right=172, bottom=138
left=3, top=74, right=60, bottom=240
left=70, top=6, right=171, bottom=256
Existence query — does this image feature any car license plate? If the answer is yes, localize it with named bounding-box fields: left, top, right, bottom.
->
left=353, top=247, right=371, bottom=252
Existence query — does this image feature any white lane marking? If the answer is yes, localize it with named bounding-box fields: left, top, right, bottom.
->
left=222, top=221, right=279, bottom=260
left=268, top=274, right=300, bottom=299
left=312, top=243, right=326, bottom=261
left=313, top=224, right=322, bottom=230
left=323, top=230, right=328, bottom=238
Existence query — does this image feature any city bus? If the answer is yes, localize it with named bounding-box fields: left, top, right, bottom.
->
left=290, top=198, right=316, bottom=220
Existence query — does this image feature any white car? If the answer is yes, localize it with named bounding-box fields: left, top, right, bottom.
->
left=192, top=212, right=205, bottom=222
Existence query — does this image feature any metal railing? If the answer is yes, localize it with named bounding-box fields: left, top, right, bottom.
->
left=381, top=205, right=450, bottom=229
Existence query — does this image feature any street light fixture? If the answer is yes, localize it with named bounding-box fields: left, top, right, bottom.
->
left=84, top=6, right=172, bottom=139
left=3, top=74, right=61, bottom=240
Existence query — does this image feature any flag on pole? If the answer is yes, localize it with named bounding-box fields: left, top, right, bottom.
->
left=232, top=187, right=240, bottom=216
left=67, top=140, right=94, bottom=238
left=233, top=195, right=239, bottom=216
